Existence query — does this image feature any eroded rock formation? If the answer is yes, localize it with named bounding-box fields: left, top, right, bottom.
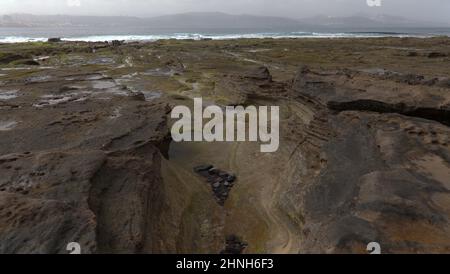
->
left=1, top=37, right=449, bottom=254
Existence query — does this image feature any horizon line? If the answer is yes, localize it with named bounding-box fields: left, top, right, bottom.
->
left=1, top=11, right=448, bottom=27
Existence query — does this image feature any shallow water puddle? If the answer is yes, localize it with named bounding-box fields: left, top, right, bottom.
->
left=92, top=80, right=117, bottom=89
left=86, top=74, right=106, bottom=81
left=116, top=77, right=161, bottom=100
left=0, top=121, right=17, bottom=131
left=248, top=49, right=270, bottom=53
left=0, top=90, right=18, bottom=100
left=1, top=67, right=33, bottom=71
left=91, top=79, right=130, bottom=95
left=142, top=68, right=177, bottom=77
left=87, top=57, right=115, bottom=65
left=26, top=75, right=53, bottom=83
left=33, top=92, right=90, bottom=107
left=120, top=72, right=139, bottom=79
left=33, top=56, right=50, bottom=62
left=64, top=73, right=104, bottom=82
left=33, top=95, right=75, bottom=107
left=141, top=91, right=162, bottom=101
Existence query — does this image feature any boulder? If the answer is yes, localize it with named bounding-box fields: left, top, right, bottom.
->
left=244, top=66, right=272, bottom=81
left=111, top=40, right=123, bottom=47
left=47, top=38, right=62, bottom=43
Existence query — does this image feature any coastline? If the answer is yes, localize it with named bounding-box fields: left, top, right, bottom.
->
left=0, top=33, right=444, bottom=44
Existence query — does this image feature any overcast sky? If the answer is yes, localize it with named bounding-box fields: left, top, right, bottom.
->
left=1, top=0, right=450, bottom=23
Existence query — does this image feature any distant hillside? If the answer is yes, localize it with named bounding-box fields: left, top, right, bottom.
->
left=143, top=12, right=302, bottom=29
left=0, top=12, right=447, bottom=29
left=300, top=14, right=446, bottom=28
left=0, top=12, right=302, bottom=29
left=0, top=14, right=142, bottom=27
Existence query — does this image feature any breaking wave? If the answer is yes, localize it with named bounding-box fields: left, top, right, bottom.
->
left=0, top=31, right=437, bottom=43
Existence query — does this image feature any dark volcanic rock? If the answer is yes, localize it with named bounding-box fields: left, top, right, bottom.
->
left=225, top=174, right=236, bottom=183
left=48, top=38, right=62, bottom=43
left=288, top=66, right=450, bottom=253
left=194, top=165, right=236, bottom=206
left=244, top=66, right=272, bottom=81
left=111, top=40, right=123, bottom=47
left=221, top=235, right=248, bottom=254
left=0, top=71, right=172, bottom=253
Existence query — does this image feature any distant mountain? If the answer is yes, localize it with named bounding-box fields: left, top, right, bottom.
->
left=0, top=12, right=447, bottom=29
left=143, top=12, right=302, bottom=29
left=0, top=14, right=142, bottom=28
left=0, top=12, right=302, bottom=30
left=299, top=14, right=447, bottom=28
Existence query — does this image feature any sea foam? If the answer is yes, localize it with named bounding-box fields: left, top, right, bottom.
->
left=0, top=31, right=428, bottom=43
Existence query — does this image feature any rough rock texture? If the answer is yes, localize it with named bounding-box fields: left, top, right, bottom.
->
left=286, top=67, right=450, bottom=253
left=0, top=95, right=171, bottom=253
left=0, top=57, right=172, bottom=253
left=1, top=37, right=450, bottom=254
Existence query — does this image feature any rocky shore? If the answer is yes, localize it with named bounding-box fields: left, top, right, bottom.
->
left=0, top=37, right=449, bottom=253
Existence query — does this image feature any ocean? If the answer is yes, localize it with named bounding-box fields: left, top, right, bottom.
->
left=1, top=26, right=449, bottom=43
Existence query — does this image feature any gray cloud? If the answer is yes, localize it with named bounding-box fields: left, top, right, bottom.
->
left=1, top=0, right=450, bottom=23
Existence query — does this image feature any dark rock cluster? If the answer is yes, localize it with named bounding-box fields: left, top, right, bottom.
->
left=220, top=235, right=248, bottom=254
left=193, top=165, right=236, bottom=206
left=47, top=38, right=62, bottom=43
left=110, top=40, right=124, bottom=47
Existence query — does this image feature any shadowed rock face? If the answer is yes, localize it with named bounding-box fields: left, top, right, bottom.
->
left=0, top=38, right=449, bottom=254
left=289, top=67, right=450, bottom=253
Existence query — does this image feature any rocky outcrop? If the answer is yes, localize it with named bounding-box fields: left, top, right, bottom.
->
left=244, top=66, right=273, bottom=82
left=286, top=66, right=450, bottom=253
left=0, top=65, right=173, bottom=253
left=0, top=151, right=103, bottom=253
left=47, top=38, right=62, bottom=43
